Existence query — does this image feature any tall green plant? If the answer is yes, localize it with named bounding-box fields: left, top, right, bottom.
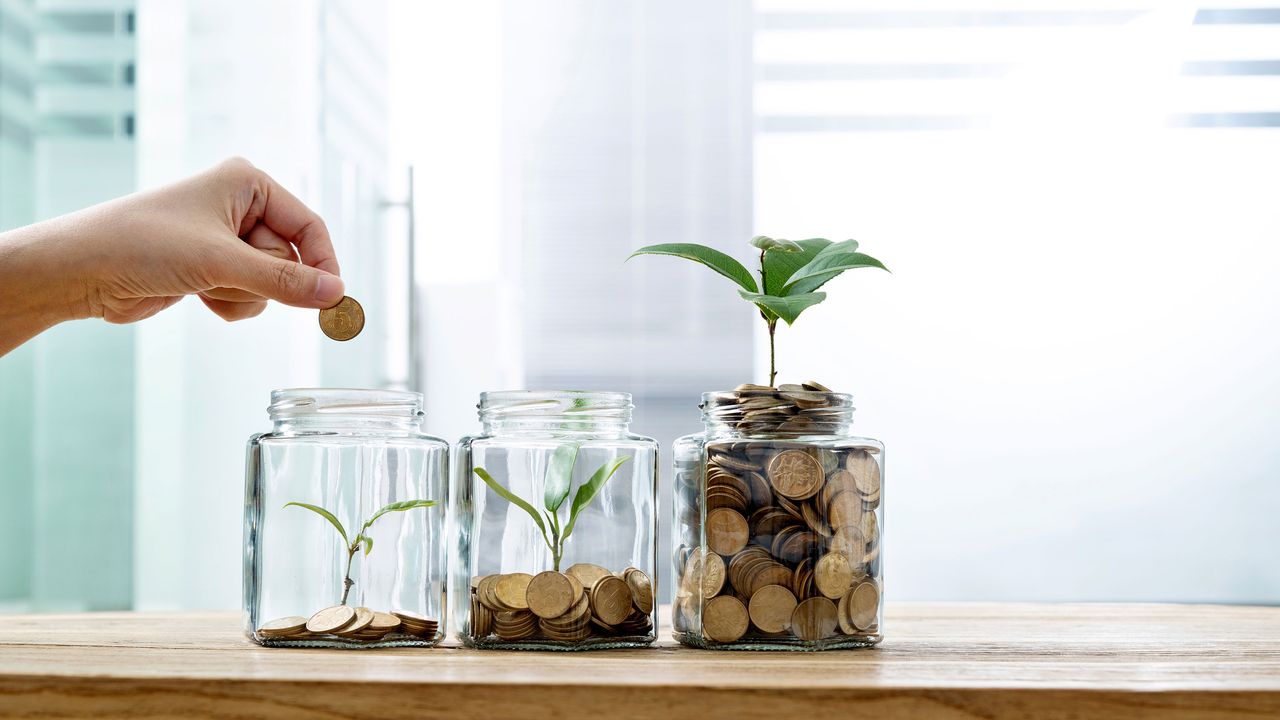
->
left=629, top=236, right=888, bottom=385
left=285, top=498, right=436, bottom=605
left=474, top=446, right=629, bottom=572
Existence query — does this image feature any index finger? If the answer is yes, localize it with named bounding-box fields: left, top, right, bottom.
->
left=232, top=162, right=341, bottom=276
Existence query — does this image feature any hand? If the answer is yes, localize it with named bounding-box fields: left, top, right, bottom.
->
left=0, top=157, right=345, bottom=355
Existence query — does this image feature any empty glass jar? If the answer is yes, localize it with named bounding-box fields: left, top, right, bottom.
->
left=454, top=391, right=659, bottom=650
left=672, top=387, right=883, bottom=650
left=243, top=389, right=448, bottom=648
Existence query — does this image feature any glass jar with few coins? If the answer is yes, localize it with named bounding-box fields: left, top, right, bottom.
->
left=453, top=391, right=659, bottom=650
left=243, top=389, right=449, bottom=648
left=672, top=382, right=883, bottom=650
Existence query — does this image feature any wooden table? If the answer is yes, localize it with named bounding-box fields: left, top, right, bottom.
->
left=2, top=603, right=1277, bottom=719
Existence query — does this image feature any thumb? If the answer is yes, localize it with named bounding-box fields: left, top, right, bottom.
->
left=224, top=245, right=346, bottom=309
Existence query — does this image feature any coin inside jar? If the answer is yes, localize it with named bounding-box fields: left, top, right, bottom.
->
left=850, top=581, right=880, bottom=630
left=526, top=571, right=575, bottom=619
left=706, top=507, right=749, bottom=555
left=591, top=575, right=635, bottom=626
left=332, top=606, right=375, bottom=636
left=305, top=605, right=356, bottom=634
left=748, top=584, right=798, bottom=634
left=766, top=449, right=824, bottom=500
left=257, top=616, right=308, bottom=637
left=368, top=612, right=402, bottom=634
left=827, top=490, right=863, bottom=530
left=814, top=552, right=855, bottom=600
left=703, top=595, right=750, bottom=643
left=494, top=572, right=534, bottom=610
left=624, top=568, right=654, bottom=614
left=791, top=597, right=839, bottom=641
left=846, top=449, right=881, bottom=497
left=681, top=548, right=726, bottom=598
left=318, top=295, right=365, bottom=341
left=565, top=563, right=612, bottom=591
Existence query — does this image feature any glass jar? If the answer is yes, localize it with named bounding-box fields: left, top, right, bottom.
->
left=672, top=387, right=883, bottom=650
left=453, top=391, right=659, bottom=650
left=243, top=389, right=448, bottom=648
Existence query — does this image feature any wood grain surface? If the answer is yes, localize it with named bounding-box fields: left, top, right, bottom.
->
left=1, top=603, right=1277, bottom=719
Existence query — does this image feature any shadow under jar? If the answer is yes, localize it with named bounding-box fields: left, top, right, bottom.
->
left=672, top=389, right=883, bottom=650
left=243, top=389, right=449, bottom=648
left=454, top=391, right=659, bottom=650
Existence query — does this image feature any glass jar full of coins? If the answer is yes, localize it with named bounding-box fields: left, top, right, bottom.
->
left=454, top=391, right=659, bottom=650
left=243, top=389, right=449, bottom=648
left=672, top=383, right=884, bottom=650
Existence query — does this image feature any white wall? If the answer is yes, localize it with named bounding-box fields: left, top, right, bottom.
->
left=753, top=0, right=1280, bottom=604
left=757, top=111, right=1280, bottom=605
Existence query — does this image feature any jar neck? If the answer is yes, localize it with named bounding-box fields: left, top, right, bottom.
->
left=268, top=388, right=424, bottom=435
left=702, top=389, right=854, bottom=439
left=478, top=391, right=632, bottom=437
left=272, top=415, right=423, bottom=434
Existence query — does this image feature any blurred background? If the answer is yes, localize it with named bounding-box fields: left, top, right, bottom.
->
left=1, top=0, right=1278, bottom=612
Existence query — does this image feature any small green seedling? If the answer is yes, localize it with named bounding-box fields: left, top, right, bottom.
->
left=285, top=498, right=436, bottom=605
left=630, top=236, right=888, bottom=385
left=474, top=446, right=629, bottom=572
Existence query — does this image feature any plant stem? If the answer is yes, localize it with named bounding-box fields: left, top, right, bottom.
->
left=768, top=319, right=777, bottom=386
left=340, top=543, right=357, bottom=605
left=759, top=248, right=778, bottom=386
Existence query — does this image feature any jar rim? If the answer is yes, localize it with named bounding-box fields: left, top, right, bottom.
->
left=477, top=390, right=632, bottom=427
left=269, top=388, right=423, bottom=419
left=479, top=390, right=631, bottom=410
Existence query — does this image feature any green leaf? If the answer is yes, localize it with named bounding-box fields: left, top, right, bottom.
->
left=544, top=509, right=560, bottom=541
left=283, top=502, right=349, bottom=545
left=823, top=238, right=859, bottom=252
left=542, top=444, right=580, bottom=514
left=562, top=457, right=630, bottom=541
left=750, top=236, right=802, bottom=253
left=359, top=499, right=437, bottom=534
left=762, top=239, right=831, bottom=295
left=783, top=251, right=888, bottom=295
left=360, top=534, right=373, bottom=556
left=811, top=238, right=859, bottom=259
left=629, top=243, right=758, bottom=293
left=739, top=290, right=828, bottom=325
left=474, top=467, right=551, bottom=549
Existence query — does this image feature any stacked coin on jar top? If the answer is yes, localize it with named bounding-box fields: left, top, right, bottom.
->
left=470, top=565, right=654, bottom=646
left=256, top=606, right=438, bottom=645
left=673, top=382, right=883, bottom=649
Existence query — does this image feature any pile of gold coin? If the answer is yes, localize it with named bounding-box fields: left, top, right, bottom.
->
left=675, top=385, right=882, bottom=646
left=702, top=381, right=848, bottom=435
left=257, top=605, right=438, bottom=643
left=470, top=565, right=654, bottom=645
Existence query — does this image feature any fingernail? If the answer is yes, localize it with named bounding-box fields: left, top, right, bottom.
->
left=315, top=273, right=345, bottom=304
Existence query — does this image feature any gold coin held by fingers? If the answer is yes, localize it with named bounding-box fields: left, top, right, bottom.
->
left=319, top=295, right=365, bottom=341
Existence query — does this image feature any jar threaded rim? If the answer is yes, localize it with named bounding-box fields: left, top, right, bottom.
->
left=478, top=390, right=633, bottom=432
left=268, top=388, right=423, bottom=420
